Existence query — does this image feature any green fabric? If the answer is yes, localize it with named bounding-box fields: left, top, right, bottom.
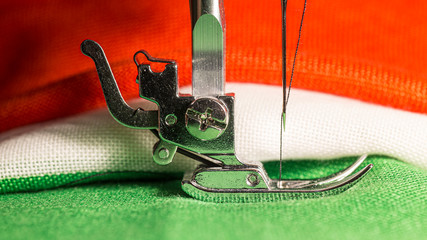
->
left=0, top=155, right=373, bottom=194
left=1, top=156, right=426, bottom=240
left=0, top=155, right=376, bottom=194
left=0, top=171, right=178, bottom=194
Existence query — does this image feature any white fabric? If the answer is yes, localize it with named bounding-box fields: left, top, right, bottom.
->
left=1, top=83, right=426, bottom=180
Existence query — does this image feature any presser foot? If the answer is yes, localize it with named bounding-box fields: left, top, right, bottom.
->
left=182, top=155, right=373, bottom=202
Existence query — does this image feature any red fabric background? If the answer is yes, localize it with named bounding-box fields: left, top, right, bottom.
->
left=0, top=0, right=426, bottom=133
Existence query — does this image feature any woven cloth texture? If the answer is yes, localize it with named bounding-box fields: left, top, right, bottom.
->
left=1, top=0, right=427, bottom=133
left=1, top=84, right=426, bottom=193
left=0, top=1, right=426, bottom=236
left=1, top=156, right=426, bottom=240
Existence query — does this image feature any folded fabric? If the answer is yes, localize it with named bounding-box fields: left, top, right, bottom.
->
left=1, top=83, right=426, bottom=194
left=1, top=1, right=426, bottom=239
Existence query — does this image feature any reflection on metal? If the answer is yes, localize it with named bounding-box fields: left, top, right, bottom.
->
left=81, top=40, right=158, bottom=129
left=152, top=140, right=178, bottom=165
left=191, top=0, right=225, bottom=97
left=185, top=97, right=229, bottom=141
left=81, top=0, right=372, bottom=202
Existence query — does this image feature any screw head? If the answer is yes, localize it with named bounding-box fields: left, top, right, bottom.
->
left=246, top=173, right=260, bottom=187
left=185, top=97, right=229, bottom=141
left=158, top=148, right=169, bottom=159
left=165, top=114, right=177, bottom=126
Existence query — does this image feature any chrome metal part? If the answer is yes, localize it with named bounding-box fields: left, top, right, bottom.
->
left=165, top=114, right=177, bottom=126
left=81, top=0, right=373, bottom=202
left=152, top=140, right=178, bottom=165
left=182, top=155, right=373, bottom=202
left=190, top=0, right=225, bottom=97
left=185, top=97, right=229, bottom=140
left=81, top=40, right=158, bottom=129
left=135, top=50, right=235, bottom=154
left=246, top=173, right=260, bottom=187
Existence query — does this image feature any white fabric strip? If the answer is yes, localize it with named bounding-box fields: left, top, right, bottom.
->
left=1, top=83, right=426, bottom=180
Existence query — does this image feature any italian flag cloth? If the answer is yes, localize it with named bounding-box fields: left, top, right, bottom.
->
left=1, top=0, right=425, bottom=192
left=0, top=0, right=426, bottom=239
left=0, top=0, right=427, bottom=240
left=1, top=84, right=426, bottom=193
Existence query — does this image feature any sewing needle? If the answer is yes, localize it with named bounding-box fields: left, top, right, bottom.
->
left=279, top=0, right=287, bottom=183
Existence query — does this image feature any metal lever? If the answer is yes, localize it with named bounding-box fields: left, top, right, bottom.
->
left=81, top=40, right=158, bottom=129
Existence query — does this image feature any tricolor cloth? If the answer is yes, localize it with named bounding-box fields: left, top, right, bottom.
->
left=0, top=1, right=426, bottom=239
left=1, top=84, right=426, bottom=193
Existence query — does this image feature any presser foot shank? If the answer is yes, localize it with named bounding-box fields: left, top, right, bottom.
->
left=182, top=155, right=372, bottom=202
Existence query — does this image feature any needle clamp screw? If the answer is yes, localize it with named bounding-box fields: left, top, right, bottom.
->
left=185, top=97, right=229, bottom=141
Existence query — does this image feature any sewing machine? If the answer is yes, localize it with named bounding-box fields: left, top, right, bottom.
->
left=81, top=0, right=372, bottom=202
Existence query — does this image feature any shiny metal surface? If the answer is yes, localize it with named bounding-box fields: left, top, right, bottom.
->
left=81, top=40, right=158, bottom=129
left=190, top=0, right=225, bottom=97
left=82, top=0, right=373, bottom=201
left=165, top=114, right=177, bottom=126
left=182, top=165, right=372, bottom=203
left=274, top=155, right=369, bottom=189
left=194, top=168, right=268, bottom=189
left=134, top=50, right=235, bottom=154
left=152, top=140, right=178, bottom=165
left=246, top=173, right=261, bottom=187
left=182, top=155, right=373, bottom=201
left=83, top=40, right=373, bottom=200
left=185, top=97, right=229, bottom=140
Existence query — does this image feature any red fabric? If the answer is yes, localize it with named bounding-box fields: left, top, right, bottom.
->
left=1, top=0, right=426, bottom=133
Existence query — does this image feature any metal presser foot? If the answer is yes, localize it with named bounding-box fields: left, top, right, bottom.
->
left=81, top=0, right=372, bottom=202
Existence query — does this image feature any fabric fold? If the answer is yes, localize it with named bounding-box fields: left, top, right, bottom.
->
left=1, top=83, right=426, bottom=193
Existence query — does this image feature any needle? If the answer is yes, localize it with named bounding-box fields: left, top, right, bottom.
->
left=279, top=0, right=287, bottom=182
left=280, top=0, right=307, bottom=182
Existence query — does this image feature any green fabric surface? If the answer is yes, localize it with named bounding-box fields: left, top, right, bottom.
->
left=0, top=171, right=179, bottom=194
left=0, top=155, right=373, bottom=195
left=1, top=156, right=426, bottom=240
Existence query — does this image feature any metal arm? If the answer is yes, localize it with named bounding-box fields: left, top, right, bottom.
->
left=81, top=40, right=158, bottom=129
left=80, top=0, right=372, bottom=202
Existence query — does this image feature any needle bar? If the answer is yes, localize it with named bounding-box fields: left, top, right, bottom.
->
left=190, top=0, right=226, bottom=97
